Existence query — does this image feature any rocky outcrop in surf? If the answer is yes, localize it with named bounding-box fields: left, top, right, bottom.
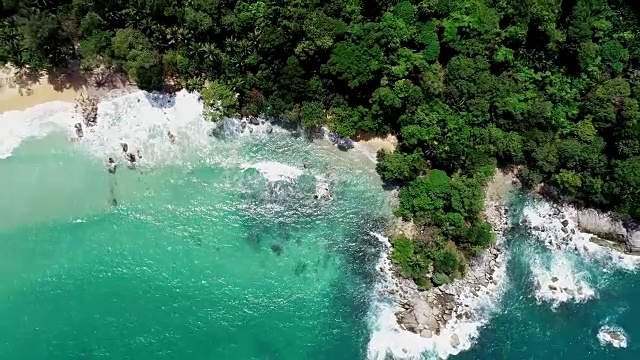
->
left=372, top=170, right=516, bottom=358
left=575, top=208, right=640, bottom=254
left=211, top=117, right=278, bottom=138
left=75, top=93, right=99, bottom=126
left=521, top=200, right=640, bottom=269
left=598, top=325, right=628, bottom=348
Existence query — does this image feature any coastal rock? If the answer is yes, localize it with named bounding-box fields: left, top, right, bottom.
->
left=75, top=94, right=99, bottom=126
left=598, top=326, right=628, bottom=348
left=420, top=329, right=433, bottom=338
left=402, top=312, right=419, bottom=332
left=627, top=229, right=640, bottom=254
left=450, top=334, right=460, bottom=348
left=390, top=169, right=516, bottom=351
left=548, top=284, right=558, bottom=291
left=425, top=315, right=439, bottom=331
left=576, top=209, right=626, bottom=241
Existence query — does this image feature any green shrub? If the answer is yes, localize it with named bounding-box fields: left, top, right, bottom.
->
left=432, top=272, right=451, bottom=286
left=415, top=277, right=433, bottom=291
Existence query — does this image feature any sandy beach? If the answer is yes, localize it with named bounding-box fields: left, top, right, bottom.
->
left=0, top=65, right=133, bottom=113
left=354, top=132, right=397, bottom=153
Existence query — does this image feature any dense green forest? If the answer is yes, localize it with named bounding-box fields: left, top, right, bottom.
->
left=2, top=0, right=640, bottom=289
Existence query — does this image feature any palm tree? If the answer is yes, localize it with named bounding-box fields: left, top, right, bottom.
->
left=199, top=43, right=221, bottom=64
left=165, top=26, right=189, bottom=46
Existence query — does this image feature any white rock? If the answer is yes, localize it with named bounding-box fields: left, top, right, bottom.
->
left=450, top=334, right=460, bottom=348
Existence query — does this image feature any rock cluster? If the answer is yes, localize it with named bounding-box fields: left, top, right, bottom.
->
left=391, top=170, right=515, bottom=346
left=527, top=200, right=640, bottom=255
left=75, top=93, right=99, bottom=127
left=240, top=118, right=273, bottom=134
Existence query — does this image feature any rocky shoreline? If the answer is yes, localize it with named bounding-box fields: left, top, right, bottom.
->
left=520, top=197, right=640, bottom=272
left=388, top=170, right=517, bottom=348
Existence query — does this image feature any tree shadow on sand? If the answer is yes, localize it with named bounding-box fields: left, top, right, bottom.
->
left=47, top=62, right=131, bottom=93
left=46, top=62, right=88, bottom=92
left=12, top=67, right=42, bottom=96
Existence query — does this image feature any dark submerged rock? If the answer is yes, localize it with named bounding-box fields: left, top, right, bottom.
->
left=107, top=157, right=117, bottom=174
left=270, top=243, right=283, bottom=256
left=294, top=261, right=308, bottom=276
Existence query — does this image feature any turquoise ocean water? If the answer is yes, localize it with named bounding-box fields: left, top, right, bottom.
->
left=1, top=91, right=639, bottom=359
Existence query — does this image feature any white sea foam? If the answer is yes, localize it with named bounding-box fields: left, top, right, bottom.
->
left=0, top=101, right=77, bottom=159
left=79, top=90, right=213, bottom=166
left=597, top=325, right=628, bottom=348
left=528, top=253, right=596, bottom=308
left=366, top=232, right=507, bottom=360
left=314, top=175, right=332, bottom=200
left=241, top=161, right=304, bottom=182
left=522, top=200, right=640, bottom=271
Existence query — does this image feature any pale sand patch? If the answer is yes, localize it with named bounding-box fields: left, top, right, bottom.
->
left=0, top=64, right=134, bottom=113
left=485, top=167, right=519, bottom=206
left=0, top=67, right=81, bottom=112
left=356, top=134, right=398, bottom=154
left=350, top=132, right=398, bottom=163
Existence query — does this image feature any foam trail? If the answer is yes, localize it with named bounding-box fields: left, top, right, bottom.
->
left=0, top=101, right=76, bottom=159
left=366, top=232, right=506, bottom=360
left=107, top=175, right=118, bottom=207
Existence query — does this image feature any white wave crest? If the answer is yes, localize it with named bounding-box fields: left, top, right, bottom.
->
left=79, top=90, right=213, bottom=166
left=366, top=232, right=507, bottom=360
left=597, top=325, right=628, bottom=348
left=241, top=161, right=304, bottom=182
left=0, top=101, right=77, bottom=159
left=529, top=253, right=596, bottom=308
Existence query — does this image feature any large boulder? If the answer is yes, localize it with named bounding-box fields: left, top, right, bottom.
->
left=401, top=310, right=419, bottom=333
left=576, top=209, right=626, bottom=242
left=626, top=229, right=640, bottom=254
left=450, top=334, right=460, bottom=348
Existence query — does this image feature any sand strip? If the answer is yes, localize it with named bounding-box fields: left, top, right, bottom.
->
left=0, top=65, right=134, bottom=113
